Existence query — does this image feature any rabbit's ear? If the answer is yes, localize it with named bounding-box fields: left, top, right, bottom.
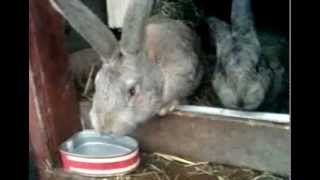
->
left=120, top=0, right=154, bottom=55
left=50, top=0, right=118, bottom=62
left=207, top=17, right=232, bottom=57
left=231, top=0, right=260, bottom=49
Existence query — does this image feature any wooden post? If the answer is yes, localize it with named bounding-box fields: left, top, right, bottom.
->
left=29, top=0, right=81, bottom=179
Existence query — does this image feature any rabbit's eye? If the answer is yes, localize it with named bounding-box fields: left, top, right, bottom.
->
left=128, top=87, right=136, bottom=97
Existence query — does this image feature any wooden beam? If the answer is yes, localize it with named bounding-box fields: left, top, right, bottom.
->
left=133, top=113, right=290, bottom=176
left=29, top=0, right=81, bottom=179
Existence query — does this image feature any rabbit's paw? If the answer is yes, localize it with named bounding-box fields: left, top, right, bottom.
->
left=158, top=100, right=179, bottom=116
left=158, top=107, right=169, bottom=117
left=169, top=100, right=179, bottom=112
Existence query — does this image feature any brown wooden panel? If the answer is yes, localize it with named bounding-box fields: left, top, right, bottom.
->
left=29, top=0, right=81, bottom=179
left=132, top=113, right=290, bottom=176
left=29, top=76, right=52, bottom=180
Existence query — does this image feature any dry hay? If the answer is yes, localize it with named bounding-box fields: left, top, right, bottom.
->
left=49, top=152, right=287, bottom=180
left=152, top=0, right=204, bottom=27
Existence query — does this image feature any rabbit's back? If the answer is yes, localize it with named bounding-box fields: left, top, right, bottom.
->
left=145, top=16, right=203, bottom=103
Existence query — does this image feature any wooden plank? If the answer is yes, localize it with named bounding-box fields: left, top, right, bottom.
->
left=29, top=0, right=81, bottom=179
left=132, top=112, right=290, bottom=176
left=29, top=76, right=52, bottom=180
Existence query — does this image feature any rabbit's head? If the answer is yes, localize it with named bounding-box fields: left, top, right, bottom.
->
left=213, top=66, right=271, bottom=110
left=90, top=52, right=164, bottom=135
left=214, top=42, right=270, bottom=110
left=51, top=0, right=162, bottom=135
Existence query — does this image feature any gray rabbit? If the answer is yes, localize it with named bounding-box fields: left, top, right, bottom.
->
left=207, top=0, right=287, bottom=110
left=50, top=0, right=203, bottom=135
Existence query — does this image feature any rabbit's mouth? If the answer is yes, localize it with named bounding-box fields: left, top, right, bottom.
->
left=90, top=111, right=136, bottom=136
left=102, top=119, right=136, bottom=136
left=89, top=112, right=115, bottom=133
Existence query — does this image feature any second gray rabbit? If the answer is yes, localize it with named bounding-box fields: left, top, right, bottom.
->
left=207, top=0, right=287, bottom=110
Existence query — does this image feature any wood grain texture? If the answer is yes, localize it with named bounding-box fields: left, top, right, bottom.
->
left=29, top=0, right=81, bottom=179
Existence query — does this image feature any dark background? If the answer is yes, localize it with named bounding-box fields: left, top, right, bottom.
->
left=193, top=0, right=289, bottom=38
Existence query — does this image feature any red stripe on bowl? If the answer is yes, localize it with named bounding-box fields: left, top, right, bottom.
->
left=61, top=153, right=139, bottom=170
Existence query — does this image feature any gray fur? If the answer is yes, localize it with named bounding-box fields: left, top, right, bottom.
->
left=120, top=0, right=154, bottom=55
left=51, top=0, right=202, bottom=135
left=208, top=0, right=285, bottom=110
left=51, top=0, right=118, bottom=61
